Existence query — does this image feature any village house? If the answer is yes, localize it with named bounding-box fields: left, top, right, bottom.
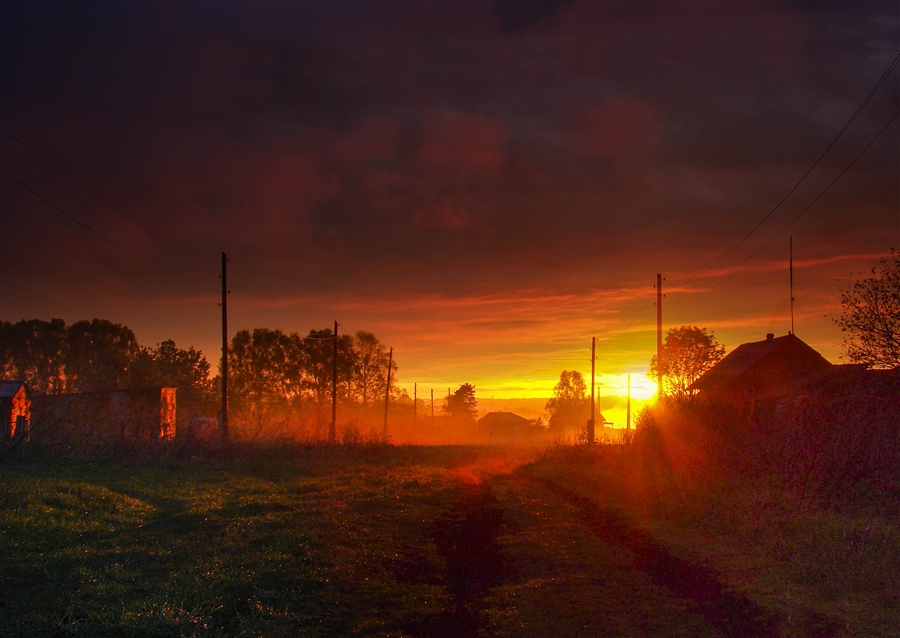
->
left=689, top=332, right=899, bottom=431
left=1, top=380, right=30, bottom=444
left=478, top=411, right=545, bottom=437
left=688, top=332, right=832, bottom=414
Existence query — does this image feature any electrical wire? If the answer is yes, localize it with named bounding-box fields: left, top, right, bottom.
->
left=687, top=52, right=900, bottom=279
left=1, top=165, right=189, bottom=278
left=703, top=108, right=900, bottom=287
left=2, top=127, right=178, bottom=244
left=1, top=126, right=211, bottom=275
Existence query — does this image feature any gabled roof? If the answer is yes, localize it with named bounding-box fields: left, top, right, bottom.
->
left=1, top=380, right=27, bottom=398
left=690, top=333, right=831, bottom=393
left=478, top=411, right=531, bottom=428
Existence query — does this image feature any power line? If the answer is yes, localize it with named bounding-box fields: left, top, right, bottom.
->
left=688, top=52, right=900, bottom=279
left=1, top=126, right=211, bottom=274
left=703, top=108, right=900, bottom=287
left=1, top=165, right=188, bottom=278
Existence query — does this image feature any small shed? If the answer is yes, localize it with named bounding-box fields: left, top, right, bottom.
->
left=1, top=380, right=30, bottom=444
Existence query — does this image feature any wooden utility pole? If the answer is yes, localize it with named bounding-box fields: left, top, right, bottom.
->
left=220, top=252, right=229, bottom=442
left=413, top=382, right=417, bottom=421
left=589, top=336, right=596, bottom=445
left=626, top=374, right=632, bottom=431
left=790, top=236, right=795, bottom=335
left=330, top=321, right=338, bottom=444
left=431, top=388, right=434, bottom=426
left=656, top=273, right=663, bottom=400
left=382, top=347, right=393, bottom=439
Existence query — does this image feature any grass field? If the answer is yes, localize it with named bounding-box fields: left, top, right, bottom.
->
left=1, top=441, right=898, bottom=637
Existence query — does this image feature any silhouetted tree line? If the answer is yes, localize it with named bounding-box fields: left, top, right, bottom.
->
left=1, top=319, right=405, bottom=439
left=0, top=318, right=216, bottom=427
left=226, top=327, right=407, bottom=439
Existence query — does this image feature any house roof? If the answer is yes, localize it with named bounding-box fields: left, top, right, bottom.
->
left=690, top=333, right=831, bottom=393
left=478, top=411, right=531, bottom=428
left=1, top=380, right=27, bottom=398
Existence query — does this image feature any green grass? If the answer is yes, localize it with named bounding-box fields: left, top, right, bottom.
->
left=3, top=441, right=898, bottom=637
left=1, top=445, right=481, bottom=637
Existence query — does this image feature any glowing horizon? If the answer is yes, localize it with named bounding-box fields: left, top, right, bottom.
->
left=1, top=2, right=895, bottom=412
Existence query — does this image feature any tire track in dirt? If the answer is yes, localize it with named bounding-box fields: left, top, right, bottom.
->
left=403, top=481, right=513, bottom=638
left=529, top=476, right=782, bottom=638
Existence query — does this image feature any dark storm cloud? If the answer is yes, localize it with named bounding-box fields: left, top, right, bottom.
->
left=1, top=1, right=897, bottom=305
left=493, top=0, right=574, bottom=34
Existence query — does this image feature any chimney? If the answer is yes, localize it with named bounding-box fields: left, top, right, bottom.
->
left=766, top=333, right=775, bottom=341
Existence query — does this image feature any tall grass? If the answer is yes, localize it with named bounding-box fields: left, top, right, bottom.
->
left=527, top=398, right=900, bottom=637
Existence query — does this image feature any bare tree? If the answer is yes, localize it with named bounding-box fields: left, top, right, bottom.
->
left=835, top=251, right=900, bottom=369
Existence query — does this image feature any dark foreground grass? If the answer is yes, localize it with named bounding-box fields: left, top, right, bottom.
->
left=0, top=444, right=493, bottom=637
left=4, top=441, right=897, bottom=637
left=525, top=444, right=900, bottom=638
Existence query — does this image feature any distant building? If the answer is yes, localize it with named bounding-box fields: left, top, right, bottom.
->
left=478, top=411, right=545, bottom=437
left=689, top=333, right=832, bottom=412
left=30, top=387, right=176, bottom=448
left=1, top=380, right=30, bottom=444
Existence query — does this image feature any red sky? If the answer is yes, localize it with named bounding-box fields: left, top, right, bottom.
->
left=1, top=1, right=898, bottom=418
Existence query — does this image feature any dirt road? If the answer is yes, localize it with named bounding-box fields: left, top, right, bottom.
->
left=405, top=450, right=783, bottom=638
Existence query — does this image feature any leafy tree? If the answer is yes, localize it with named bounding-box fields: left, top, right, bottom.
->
left=649, top=326, right=725, bottom=400
left=300, top=327, right=355, bottom=415
left=0, top=318, right=68, bottom=394
left=349, top=331, right=393, bottom=408
left=228, top=328, right=294, bottom=431
left=65, top=319, right=139, bottom=392
left=545, top=370, right=590, bottom=430
left=220, top=325, right=399, bottom=437
left=444, top=383, right=477, bottom=422
left=835, top=251, right=900, bottom=369
left=129, top=340, right=215, bottom=422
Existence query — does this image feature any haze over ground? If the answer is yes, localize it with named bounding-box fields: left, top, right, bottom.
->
left=1, top=1, right=897, bottom=414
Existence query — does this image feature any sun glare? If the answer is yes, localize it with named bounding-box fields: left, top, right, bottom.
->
left=601, top=373, right=658, bottom=402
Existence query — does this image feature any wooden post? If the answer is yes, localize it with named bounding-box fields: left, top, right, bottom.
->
left=220, top=252, right=229, bottom=442
left=382, top=347, right=393, bottom=439
left=330, top=321, right=338, bottom=444
left=589, top=336, right=595, bottom=445
left=657, top=273, right=663, bottom=400
left=626, top=374, right=631, bottom=432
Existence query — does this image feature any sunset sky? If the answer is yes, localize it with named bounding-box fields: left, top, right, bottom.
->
left=1, top=1, right=897, bottom=421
